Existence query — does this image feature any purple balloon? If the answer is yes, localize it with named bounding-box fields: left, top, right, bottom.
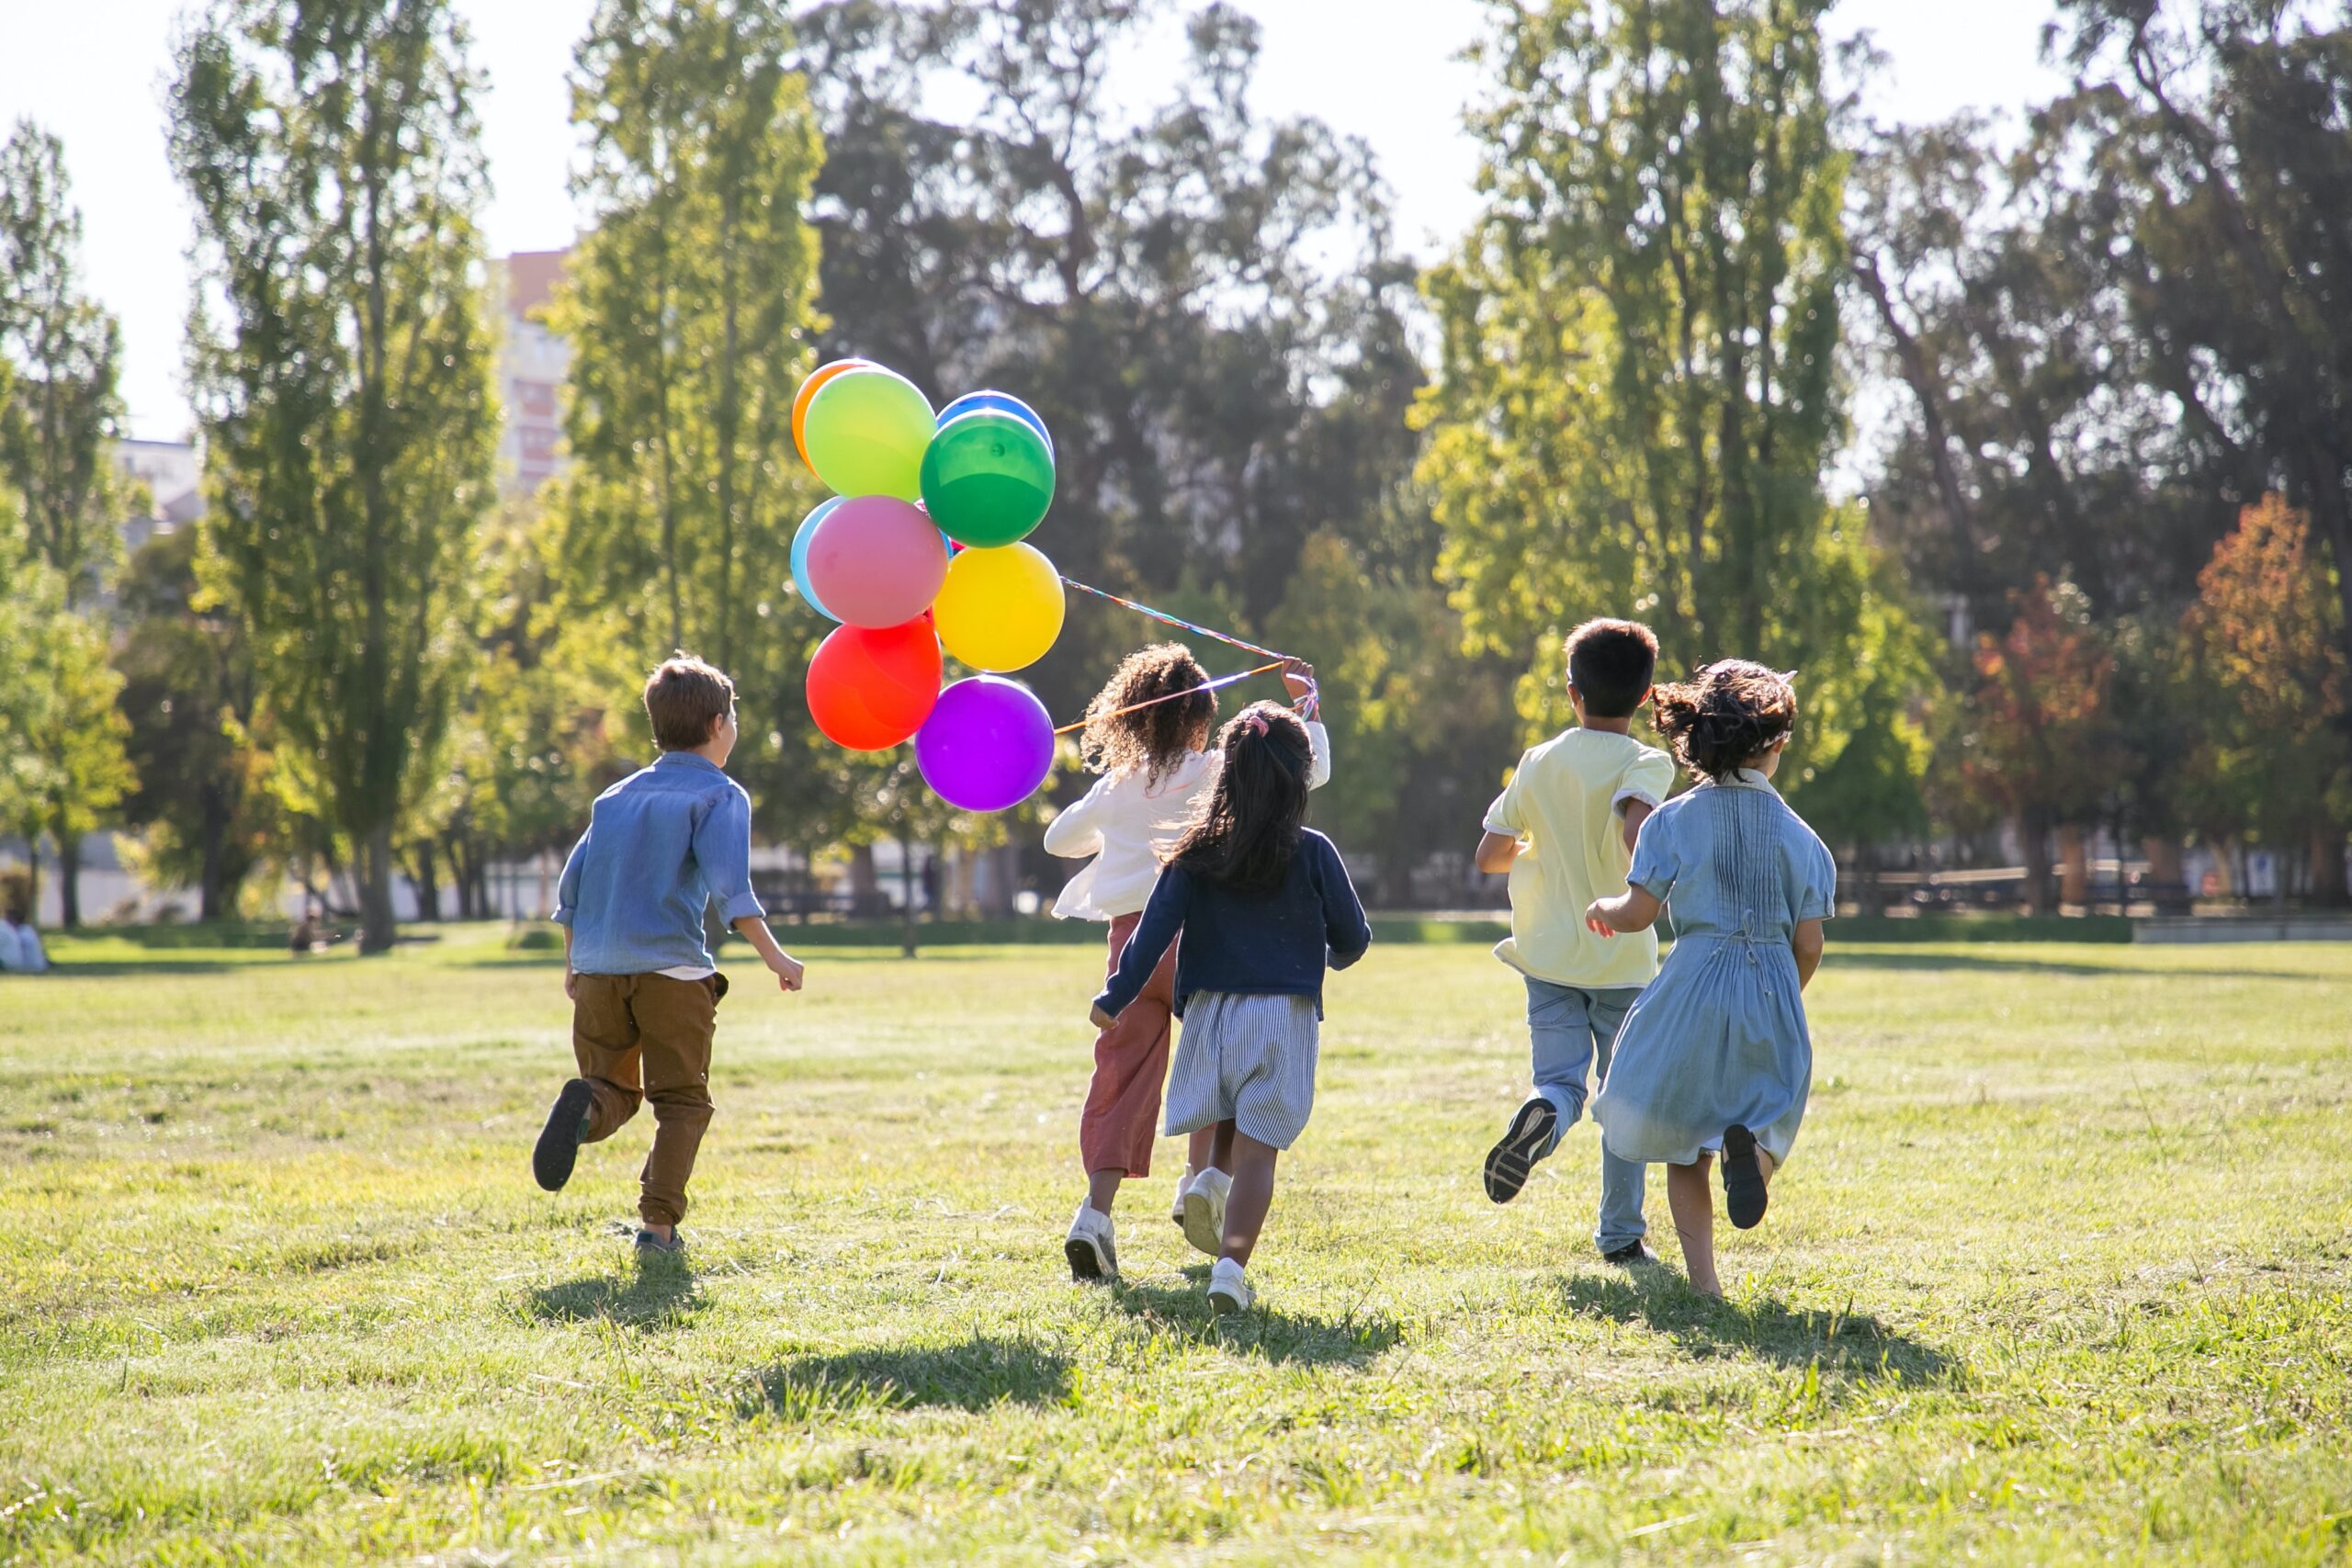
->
left=916, top=676, right=1055, bottom=812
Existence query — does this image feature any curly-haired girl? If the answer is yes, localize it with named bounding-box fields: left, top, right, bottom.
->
left=1581, top=660, right=1837, bottom=1297
left=1045, top=646, right=1327, bottom=1283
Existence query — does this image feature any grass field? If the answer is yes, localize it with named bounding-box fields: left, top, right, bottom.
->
left=3, top=926, right=2348, bottom=1564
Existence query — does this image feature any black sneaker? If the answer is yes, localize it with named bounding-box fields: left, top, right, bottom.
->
left=1722, top=1123, right=1769, bottom=1230
left=1482, top=1096, right=1560, bottom=1203
left=1600, top=1240, right=1659, bottom=1267
left=532, top=1079, right=596, bottom=1192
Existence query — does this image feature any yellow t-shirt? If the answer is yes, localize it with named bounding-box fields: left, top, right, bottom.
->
left=1485, top=728, right=1677, bottom=989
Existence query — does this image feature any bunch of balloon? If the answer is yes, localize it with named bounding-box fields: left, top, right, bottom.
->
left=791, top=365, right=1069, bottom=812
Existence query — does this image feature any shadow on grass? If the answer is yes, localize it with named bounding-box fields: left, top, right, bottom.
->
left=1560, top=1271, right=1957, bottom=1383
left=737, top=1337, right=1071, bottom=1417
left=1826, top=951, right=2330, bottom=982
left=528, top=1264, right=706, bottom=1330
left=1107, top=1272, right=1403, bottom=1367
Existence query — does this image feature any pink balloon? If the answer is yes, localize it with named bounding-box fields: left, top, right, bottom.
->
left=803, top=496, right=950, bottom=628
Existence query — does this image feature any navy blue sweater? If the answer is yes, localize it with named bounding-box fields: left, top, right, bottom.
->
left=1095, top=829, right=1372, bottom=1021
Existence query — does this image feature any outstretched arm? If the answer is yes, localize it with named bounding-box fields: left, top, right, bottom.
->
left=1585, top=886, right=1663, bottom=936
left=1091, top=869, right=1190, bottom=1026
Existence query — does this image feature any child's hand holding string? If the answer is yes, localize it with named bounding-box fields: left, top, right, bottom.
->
left=1280, top=658, right=1317, bottom=705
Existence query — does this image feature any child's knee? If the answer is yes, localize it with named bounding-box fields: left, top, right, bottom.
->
left=646, top=1086, right=713, bottom=1127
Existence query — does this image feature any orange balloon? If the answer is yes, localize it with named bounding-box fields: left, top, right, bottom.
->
left=794, top=358, right=871, bottom=472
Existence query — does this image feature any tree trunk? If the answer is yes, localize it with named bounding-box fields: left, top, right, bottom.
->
left=899, top=836, right=917, bottom=959
left=2142, top=835, right=2188, bottom=915
left=54, top=828, right=82, bottom=929
left=199, top=792, right=232, bottom=922
left=2057, top=824, right=2091, bottom=910
left=410, top=842, right=441, bottom=923
left=358, top=821, right=398, bottom=954
left=848, top=842, right=881, bottom=917
left=2314, top=825, right=2349, bottom=908
left=2020, top=808, right=2056, bottom=915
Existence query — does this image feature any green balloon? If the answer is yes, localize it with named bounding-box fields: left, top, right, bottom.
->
left=921, top=411, right=1057, bottom=547
left=804, top=368, right=935, bottom=500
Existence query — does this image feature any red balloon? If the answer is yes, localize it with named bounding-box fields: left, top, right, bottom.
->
left=806, top=617, right=942, bottom=750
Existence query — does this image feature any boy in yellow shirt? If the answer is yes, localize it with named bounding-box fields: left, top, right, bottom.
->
left=1474, top=619, right=1674, bottom=1263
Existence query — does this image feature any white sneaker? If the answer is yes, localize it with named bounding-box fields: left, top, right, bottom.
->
left=1170, top=1165, right=1195, bottom=1229
left=1064, top=1202, right=1118, bottom=1282
left=1207, top=1257, right=1253, bottom=1314
left=1181, top=1167, right=1231, bottom=1258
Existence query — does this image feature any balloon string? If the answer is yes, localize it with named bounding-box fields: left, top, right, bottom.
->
left=1053, top=660, right=1288, bottom=737
left=1055, top=574, right=1318, bottom=721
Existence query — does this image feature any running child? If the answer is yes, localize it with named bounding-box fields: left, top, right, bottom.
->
left=1584, top=660, right=1834, bottom=1298
left=1091, top=703, right=1371, bottom=1312
left=1473, top=619, right=1675, bottom=1264
left=1046, top=646, right=1327, bottom=1280
left=532, top=656, right=807, bottom=1257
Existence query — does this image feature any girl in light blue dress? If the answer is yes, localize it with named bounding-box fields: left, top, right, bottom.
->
left=1585, top=661, right=1834, bottom=1298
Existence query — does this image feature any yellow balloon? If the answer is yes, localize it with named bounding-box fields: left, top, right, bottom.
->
left=933, top=543, right=1066, bottom=672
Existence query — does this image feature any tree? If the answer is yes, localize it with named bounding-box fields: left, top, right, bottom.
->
left=0, top=119, right=130, bottom=603
left=2, top=564, right=135, bottom=926
left=2177, top=496, right=2350, bottom=904
left=1957, top=578, right=2113, bottom=914
left=2047, top=1, right=2352, bottom=724
left=1419, top=0, right=1923, bottom=825
left=171, top=0, right=499, bottom=953
left=797, top=0, right=1446, bottom=876
left=552, top=0, right=826, bottom=673
left=112, top=527, right=268, bottom=919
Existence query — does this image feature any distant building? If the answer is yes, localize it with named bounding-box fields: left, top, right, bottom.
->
left=492, top=249, right=571, bottom=498
left=111, top=437, right=202, bottom=557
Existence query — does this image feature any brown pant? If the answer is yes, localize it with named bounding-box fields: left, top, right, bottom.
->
left=1079, top=912, right=1179, bottom=1178
left=571, top=972, right=726, bottom=1228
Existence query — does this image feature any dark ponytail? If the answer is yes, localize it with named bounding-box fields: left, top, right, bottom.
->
left=1168, top=702, right=1312, bottom=894
left=1653, top=660, right=1798, bottom=782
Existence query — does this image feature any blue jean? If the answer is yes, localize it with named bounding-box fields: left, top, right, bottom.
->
left=1525, top=976, right=1647, bottom=1253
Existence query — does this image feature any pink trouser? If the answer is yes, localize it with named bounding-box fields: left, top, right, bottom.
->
left=1079, top=911, right=1179, bottom=1177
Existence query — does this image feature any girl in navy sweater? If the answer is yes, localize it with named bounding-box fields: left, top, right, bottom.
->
left=1092, top=702, right=1372, bottom=1313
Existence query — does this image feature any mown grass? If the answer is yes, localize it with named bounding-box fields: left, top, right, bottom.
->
left=2, top=926, right=2347, bottom=1564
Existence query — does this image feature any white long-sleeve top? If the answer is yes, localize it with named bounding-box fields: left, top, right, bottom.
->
left=1042, top=721, right=1331, bottom=920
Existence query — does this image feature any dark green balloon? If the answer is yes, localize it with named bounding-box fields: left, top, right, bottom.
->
left=920, top=411, right=1057, bottom=547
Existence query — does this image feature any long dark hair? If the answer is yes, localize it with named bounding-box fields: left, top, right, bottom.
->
left=1168, top=702, right=1312, bottom=894
left=1080, top=643, right=1216, bottom=786
left=1652, top=660, right=1798, bottom=781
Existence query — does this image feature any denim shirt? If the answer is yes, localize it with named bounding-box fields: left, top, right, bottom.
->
left=553, top=752, right=766, bottom=975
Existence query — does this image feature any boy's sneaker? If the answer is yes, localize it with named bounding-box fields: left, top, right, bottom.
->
left=1170, top=1165, right=1196, bottom=1229
left=1181, top=1167, right=1231, bottom=1258
left=533, top=1079, right=597, bottom=1192
left=1065, top=1203, right=1119, bottom=1282
left=1206, top=1257, right=1253, bottom=1315
left=1601, top=1240, right=1659, bottom=1268
left=633, top=1227, right=686, bottom=1257
left=1482, top=1096, right=1559, bottom=1203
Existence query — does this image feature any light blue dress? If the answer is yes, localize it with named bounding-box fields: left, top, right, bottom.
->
left=1591, top=769, right=1835, bottom=1168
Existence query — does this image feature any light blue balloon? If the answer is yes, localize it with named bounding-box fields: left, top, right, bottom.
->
left=936, top=389, right=1053, bottom=457
left=791, top=498, right=843, bottom=620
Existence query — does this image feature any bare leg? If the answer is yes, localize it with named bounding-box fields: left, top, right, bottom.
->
left=1086, top=1168, right=1125, bottom=1216
left=1666, top=1156, right=1720, bottom=1298
left=1220, top=1130, right=1280, bottom=1266
left=1208, top=1118, right=1238, bottom=1174
left=1189, top=1125, right=1218, bottom=1174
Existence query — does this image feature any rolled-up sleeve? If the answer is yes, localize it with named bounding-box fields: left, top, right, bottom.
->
left=695, top=785, right=766, bottom=924
left=1303, top=721, right=1333, bottom=791
left=552, top=826, right=591, bottom=926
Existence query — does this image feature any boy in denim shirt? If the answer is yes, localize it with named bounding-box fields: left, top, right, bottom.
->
left=533, top=656, right=805, bottom=1255
left=1473, top=620, right=1674, bottom=1263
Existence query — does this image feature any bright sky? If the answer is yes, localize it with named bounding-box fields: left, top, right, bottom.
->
left=1, top=0, right=2067, bottom=443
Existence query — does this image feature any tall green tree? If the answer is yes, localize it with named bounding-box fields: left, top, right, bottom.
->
left=112, top=527, right=267, bottom=919
left=0, top=120, right=130, bottom=604
left=552, top=0, right=826, bottom=675
left=1420, top=0, right=1918, bottom=838
left=797, top=1, right=1467, bottom=885
left=171, top=0, right=498, bottom=953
